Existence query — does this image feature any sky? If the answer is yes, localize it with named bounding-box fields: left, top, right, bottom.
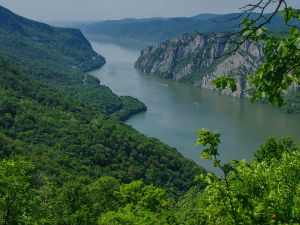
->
left=0, top=0, right=299, bottom=22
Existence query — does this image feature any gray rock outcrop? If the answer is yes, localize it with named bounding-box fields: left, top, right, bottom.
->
left=135, top=33, right=264, bottom=97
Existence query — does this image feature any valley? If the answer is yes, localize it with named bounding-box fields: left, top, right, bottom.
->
left=135, top=32, right=300, bottom=113
left=0, top=2, right=299, bottom=224
left=89, top=40, right=300, bottom=174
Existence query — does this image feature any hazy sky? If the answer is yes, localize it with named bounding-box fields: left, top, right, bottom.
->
left=0, top=0, right=299, bottom=22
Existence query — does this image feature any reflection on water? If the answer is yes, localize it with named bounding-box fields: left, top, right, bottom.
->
left=90, top=40, right=300, bottom=175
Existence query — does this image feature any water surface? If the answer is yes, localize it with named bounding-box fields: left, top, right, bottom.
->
left=90, top=41, right=300, bottom=174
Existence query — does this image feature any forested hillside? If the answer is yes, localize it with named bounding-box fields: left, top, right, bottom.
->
left=0, top=5, right=210, bottom=224
left=1, top=60, right=298, bottom=224
left=0, top=5, right=146, bottom=119
left=0, top=56, right=207, bottom=223
left=0, top=5, right=105, bottom=72
left=0, top=3, right=299, bottom=224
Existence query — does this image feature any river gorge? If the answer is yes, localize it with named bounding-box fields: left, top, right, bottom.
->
left=89, top=40, right=300, bottom=174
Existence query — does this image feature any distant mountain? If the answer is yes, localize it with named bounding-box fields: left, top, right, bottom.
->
left=47, top=20, right=99, bottom=27
left=191, top=13, right=220, bottom=20
left=76, top=12, right=294, bottom=45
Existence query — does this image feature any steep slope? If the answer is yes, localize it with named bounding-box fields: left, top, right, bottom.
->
left=0, top=56, right=206, bottom=197
left=135, top=32, right=299, bottom=112
left=0, top=5, right=146, bottom=118
left=135, top=33, right=264, bottom=97
left=0, top=5, right=105, bottom=72
left=77, top=12, right=293, bottom=45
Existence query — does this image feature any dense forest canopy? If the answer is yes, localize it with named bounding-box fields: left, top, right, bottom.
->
left=0, top=1, right=299, bottom=224
left=0, top=54, right=206, bottom=223
left=0, top=5, right=206, bottom=224
left=0, top=5, right=146, bottom=120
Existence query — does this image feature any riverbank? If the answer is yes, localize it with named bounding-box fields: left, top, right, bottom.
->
left=89, top=40, right=300, bottom=174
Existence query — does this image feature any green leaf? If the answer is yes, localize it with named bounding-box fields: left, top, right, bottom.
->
left=242, top=30, right=253, bottom=37
left=194, top=174, right=206, bottom=182
left=255, top=28, right=263, bottom=36
left=289, top=26, right=299, bottom=36
left=295, top=37, right=300, bottom=49
left=277, top=44, right=289, bottom=57
left=213, top=160, right=221, bottom=167
left=281, top=8, right=293, bottom=24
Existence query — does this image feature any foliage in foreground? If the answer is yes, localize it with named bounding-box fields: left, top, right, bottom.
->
left=192, top=131, right=300, bottom=225
left=180, top=7, right=300, bottom=225
left=1, top=135, right=298, bottom=225
left=0, top=4, right=299, bottom=225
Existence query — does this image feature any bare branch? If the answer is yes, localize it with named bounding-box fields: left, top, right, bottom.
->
left=210, top=0, right=288, bottom=58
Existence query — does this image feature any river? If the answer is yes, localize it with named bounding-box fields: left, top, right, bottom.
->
left=89, top=40, right=300, bottom=174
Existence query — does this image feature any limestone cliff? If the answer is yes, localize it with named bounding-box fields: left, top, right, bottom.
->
left=135, top=33, right=264, bottom=97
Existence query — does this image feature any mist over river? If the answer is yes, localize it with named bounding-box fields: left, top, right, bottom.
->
left=89, top=40, right=300, bottom=174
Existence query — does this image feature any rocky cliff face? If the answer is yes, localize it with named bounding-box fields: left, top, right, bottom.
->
left=135, top=33, right=264, bottom=97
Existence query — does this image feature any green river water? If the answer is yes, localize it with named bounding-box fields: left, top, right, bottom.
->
left=90, top=40, right=300, bottom=174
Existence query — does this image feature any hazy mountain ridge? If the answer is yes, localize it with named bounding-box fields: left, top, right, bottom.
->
left=76, top=12, right=294, bottom=44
